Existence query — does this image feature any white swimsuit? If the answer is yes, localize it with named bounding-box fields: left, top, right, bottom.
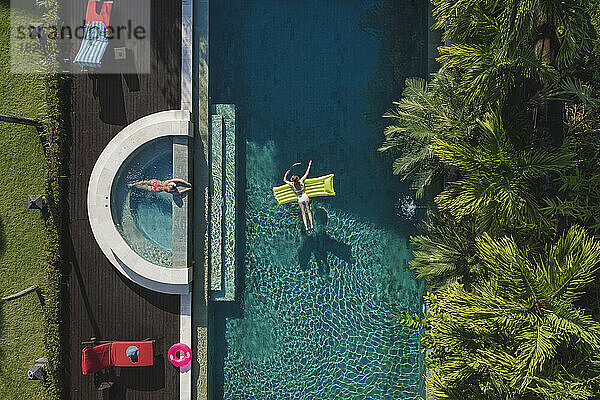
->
left=294, top=182, right=309, bottom=204
left=298, top=193, right=309, bottom=204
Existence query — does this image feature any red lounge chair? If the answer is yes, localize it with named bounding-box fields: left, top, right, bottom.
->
left=82, top=341, right=154, bottom=375
left=85, top=0, right=112, bottom=28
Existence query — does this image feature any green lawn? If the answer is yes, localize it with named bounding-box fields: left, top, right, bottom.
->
left=0, top=1, right=49, bottom=398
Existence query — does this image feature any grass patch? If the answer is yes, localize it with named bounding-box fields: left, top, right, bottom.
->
left=0, top=1, right=56, bottom=399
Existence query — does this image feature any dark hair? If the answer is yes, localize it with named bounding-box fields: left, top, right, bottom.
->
left=167, top=182, right=177, bottom=193
left=291, top=175, right=302, bottom=191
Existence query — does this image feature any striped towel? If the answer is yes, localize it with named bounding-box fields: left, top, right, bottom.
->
left=73, top=21, right=109, bottom=68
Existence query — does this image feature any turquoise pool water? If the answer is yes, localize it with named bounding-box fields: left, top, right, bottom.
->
left=209, top=1, right=428, bottom=398
left=111, top=137, right=173, bottom=267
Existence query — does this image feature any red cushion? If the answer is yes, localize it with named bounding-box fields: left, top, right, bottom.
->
left=85, top=0, right=112, bottom=27
left=111, top=341, right=154, bottom=367
left=81, top=343, right=112, bottom=375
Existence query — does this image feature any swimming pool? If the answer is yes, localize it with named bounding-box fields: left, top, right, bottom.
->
left=111, top=136, right=174, bottom=267
left=207, top=1, right=428, bottom=398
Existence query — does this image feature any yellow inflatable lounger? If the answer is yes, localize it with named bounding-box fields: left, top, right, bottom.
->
left=273, top=174, right=335, bottom=205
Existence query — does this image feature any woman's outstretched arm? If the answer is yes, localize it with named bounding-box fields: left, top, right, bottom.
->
left=301, top=160, right=312, bottom=181
left=170, top=178, right=191, bottom=186
left=283, top=169, right=292, bottom=185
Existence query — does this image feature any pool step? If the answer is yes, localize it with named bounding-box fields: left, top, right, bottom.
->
left=172, top=135, right=190, bottom=269
left=209, top=113, right=223, bottom=291
left=209, top=104, right=236, bottom=301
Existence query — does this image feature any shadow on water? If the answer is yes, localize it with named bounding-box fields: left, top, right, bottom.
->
left=359, top=0, right=429, bottom=124
left=172, top=190, right=189, bottom=208
left=209, top=301, right=239, bottom=400
left=298, top=208, right=354, bottom=276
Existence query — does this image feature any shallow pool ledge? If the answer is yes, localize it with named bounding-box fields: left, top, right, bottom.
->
left=88, top=110, right=194, bottom=295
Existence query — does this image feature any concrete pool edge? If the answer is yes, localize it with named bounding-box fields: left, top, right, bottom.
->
left=87, top=109, right=194, bottom=295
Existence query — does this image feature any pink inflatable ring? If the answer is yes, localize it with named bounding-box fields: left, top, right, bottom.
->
left=168, top=343, right=192, bottom=367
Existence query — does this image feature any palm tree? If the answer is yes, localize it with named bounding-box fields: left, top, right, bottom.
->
left=544, top=104, right=600, bottom=234
left=409, top=211, right=481, bottom=291
left=390, top=3, right=600, bottom=399
left=379, top=71, right=480, bottom=198
left=432, top=0, right=595, bottom=144
left=436, top=42, right=559, bottom=106
left=381, top=1, right=595, bottom=198
left=432, top=0, right=593, bottom=66
left=409, top=225, right=600, bottom=399
left=432, top=110, right=574, bottom=231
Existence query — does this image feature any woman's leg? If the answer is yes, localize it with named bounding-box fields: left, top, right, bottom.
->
left=128, top=179, right=154, bottom=191
left=298, top=202, right=308, bottom=230
left=306, top=199, right=314, bottom=229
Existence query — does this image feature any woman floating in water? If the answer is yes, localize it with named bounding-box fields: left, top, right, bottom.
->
left=283, top=160, right=314, bottom=234
left=128, top=178, right=192, bottom=194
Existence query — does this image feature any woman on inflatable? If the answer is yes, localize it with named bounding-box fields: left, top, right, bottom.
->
left=283, top=160, right=314, bottom=234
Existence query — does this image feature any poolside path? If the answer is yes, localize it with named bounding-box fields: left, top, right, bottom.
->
left=63, top=0, right=183, bottom=398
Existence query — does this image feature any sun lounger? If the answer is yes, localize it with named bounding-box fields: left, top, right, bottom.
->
left=81, top=340, right=154, bottom=375
left=73, top=1, right=113, bottom=68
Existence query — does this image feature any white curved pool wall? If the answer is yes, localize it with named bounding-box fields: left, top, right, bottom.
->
left=88, top=110, right=193, bottom=295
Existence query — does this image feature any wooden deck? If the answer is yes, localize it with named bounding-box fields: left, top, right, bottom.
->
left=64, top=0, right=182, bottom=398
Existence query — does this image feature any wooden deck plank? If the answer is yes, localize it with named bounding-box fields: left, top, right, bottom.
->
left=64, top=0, right=183, bottom=398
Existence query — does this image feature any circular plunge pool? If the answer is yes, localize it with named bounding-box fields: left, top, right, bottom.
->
left=111, top=136, right=173, bottom=267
